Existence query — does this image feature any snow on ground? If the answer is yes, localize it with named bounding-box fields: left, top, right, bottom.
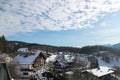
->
left=97, top=56, right=120, bottom=67
left=79, top=53, right=120, bottom=68
left=66, top=71, right=73, bottom=75
left=33, top=68, right=48, bottom=80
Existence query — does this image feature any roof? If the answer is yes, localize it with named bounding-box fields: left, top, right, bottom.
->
left=98, top=51, right=109, bottom=53
left=64, top=55, right=75, bottom=63
left=55, top=58, right=68, bottom=68
left=12, top=50, right=41, bottom=64
left=85, top=66, right=114, bottom=77
left=17, top=48, right=28, bottom=52
left=46, top=55, right=57, bottom=63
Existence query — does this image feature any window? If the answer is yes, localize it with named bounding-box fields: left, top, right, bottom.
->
left=23, top=72, right=28, bottom=75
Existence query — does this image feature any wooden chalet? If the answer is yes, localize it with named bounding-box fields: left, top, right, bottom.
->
left=54, top=58, right=69, bottom=69
left=11, top=50, right=46, bottom=79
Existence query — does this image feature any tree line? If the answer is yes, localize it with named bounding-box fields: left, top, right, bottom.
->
left=1, top=35, right=120, bottom=56
left=0, top=35, right=20, bottom=54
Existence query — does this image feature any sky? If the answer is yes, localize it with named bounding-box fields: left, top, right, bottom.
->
left=0, top=0, right=120, bottom=47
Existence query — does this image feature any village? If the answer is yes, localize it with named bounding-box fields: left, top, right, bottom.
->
left=0, top=47, right=120, bottom=80
left=0, top=0, right=120, bottom=80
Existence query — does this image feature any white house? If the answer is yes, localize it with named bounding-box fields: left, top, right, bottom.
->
left=17, top=48, right=29, bottom=53
left=11, top=50, right=46, bottom=79
left=83, top=66, right=117, bottom=80
left=85, top=66, right=114, bottom=77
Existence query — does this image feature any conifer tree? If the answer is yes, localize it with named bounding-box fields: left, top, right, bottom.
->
left=0, top=35, right=9, bottom=53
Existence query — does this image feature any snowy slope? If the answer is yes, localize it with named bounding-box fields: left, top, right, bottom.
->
left=79, top=52, right=120, bottom=68
left=97, top=56, right=120, bottom=67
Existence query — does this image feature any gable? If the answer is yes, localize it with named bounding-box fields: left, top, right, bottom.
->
left=12, top=50, right=41, bottom=64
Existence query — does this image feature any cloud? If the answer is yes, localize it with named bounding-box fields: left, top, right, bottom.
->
left=100, top=21, right=107, bottom=27
left=85, top=26, right=120, bottom=44
left=0, top=0, right=120, bottom=36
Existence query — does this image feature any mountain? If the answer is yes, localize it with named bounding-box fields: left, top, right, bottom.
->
left=6, top=41, right=120, bottom=56
left=6, top=41, right=120, bottom=70
left=111, top=43, right=120, bottom=49
left=7, top=41, right=81, bottom=53
left=103, top=44, right=112, bottom=47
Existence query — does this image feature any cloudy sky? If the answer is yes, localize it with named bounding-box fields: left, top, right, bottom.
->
left=0, top=0, right=120, bottom=47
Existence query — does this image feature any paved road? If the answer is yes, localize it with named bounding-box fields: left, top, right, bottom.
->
left=0, top=63, right=11, bottom=80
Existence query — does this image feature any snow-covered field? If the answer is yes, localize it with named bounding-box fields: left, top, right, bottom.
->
left=79, top=52, right=120, bottom=68
left=97, top=57, right=120, bottom=67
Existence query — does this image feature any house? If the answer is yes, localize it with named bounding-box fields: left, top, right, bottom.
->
left=82, top=66, right=117, bottom=80
left=97, top=51, right=110, bottom=54
left=0, top=63, right=12, bottom=80
left=54, top=58, right=69, bottom=69
left=17, top=48, right=29, bottom=53
left=64, top=55, right=76, bottom=65
left=46, top=54, right=69, bottom=69
left=46, top=54, right=58, bottom=63
left=11, top=50, right=46, bottom=79
left=93, top=51, right=111, bottom=57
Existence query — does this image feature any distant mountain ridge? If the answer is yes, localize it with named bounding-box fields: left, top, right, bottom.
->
left=111, top=43, right=120, bottom=49
left=7, top=41, right=81, bottom=53
left=6, top=41, right=120, bottom=56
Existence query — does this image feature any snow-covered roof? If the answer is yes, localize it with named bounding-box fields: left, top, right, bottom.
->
left=17, top=48, right=28, bottom=52
left=86, top=66, right=114, bottom=77
left=94, top=51, right=109, bottom=54
left=46, top=55, right=57, bottom=63
left=54, top=58, right=68, bottom=68
left=12, top=50, right=41, bottom=64
left=64, top=55, right=75, bottom=63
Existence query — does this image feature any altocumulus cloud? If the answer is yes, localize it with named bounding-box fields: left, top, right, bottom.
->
left=0, top=0, right=120, bottom=36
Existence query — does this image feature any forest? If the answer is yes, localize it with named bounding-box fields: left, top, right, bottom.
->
left=0, top=35, right=120, bottom=56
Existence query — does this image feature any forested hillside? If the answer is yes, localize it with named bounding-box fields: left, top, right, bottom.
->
left=0, top=35, right=120, bottom=56
left=7, top=41, right=120, bottom=56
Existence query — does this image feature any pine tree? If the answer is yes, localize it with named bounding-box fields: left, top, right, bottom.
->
left=0, top=35, right=9, bottom=53
left=12, top=43, right=20, bottom=52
